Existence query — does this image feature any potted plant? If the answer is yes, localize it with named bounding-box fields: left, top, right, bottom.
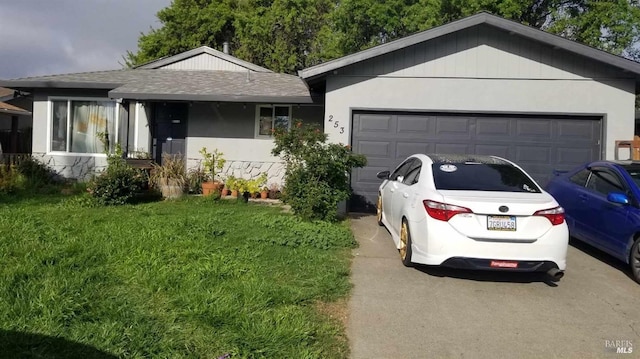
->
left=225, top=176, right=237, bottom=197
left=268, top=183, right=281, bottom=199
left=235, top=177, right=250, bottom=202
left=199, top=147, right=226, bottom=196
left=260, top=186, right=268, bottom=199
left=149, top=154, right=186, bottom=199
left=247, top=173, right=267, bottom=199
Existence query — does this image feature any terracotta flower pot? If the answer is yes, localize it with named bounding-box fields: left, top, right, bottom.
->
left=202, top=181, right=221, bottom=196
left=231, top=190, right=239, bottom=198
left=260, top=191, right=268, bottom=199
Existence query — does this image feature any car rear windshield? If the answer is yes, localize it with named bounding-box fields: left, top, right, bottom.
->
left=431, top=162, right=541, bottom=193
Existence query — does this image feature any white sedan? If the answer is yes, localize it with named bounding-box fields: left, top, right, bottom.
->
left=376, top=154, right=569, bottom=280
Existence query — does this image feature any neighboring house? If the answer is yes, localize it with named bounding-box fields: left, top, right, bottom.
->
left=299, top=12, right=640, bottom=210
left=0, top=46, right=322, bottom=181
left=0, top=87, right=32, bottom=154
left=2, top=12, right=640, bottom=211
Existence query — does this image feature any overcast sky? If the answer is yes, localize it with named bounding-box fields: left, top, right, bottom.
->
left=0, top=0, right=172, bottom=79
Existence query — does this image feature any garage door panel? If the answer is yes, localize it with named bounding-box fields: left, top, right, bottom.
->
left=435, top=117, right=473, bottom=139
left=351, top=112, right=601, bottom=212
left=556, top=147, right=595, bottom=166
left=474, top=144, right=510, bottom=158
left=357, top=141, right=392, bottom=157
left=516, top=120, right=553, bottom=140
left=557, top=120, right=600, bottom=141
left=434, top=143, right=472, bottom=154
left=515, top=146, right=551, bottom=163
left=475, top=118, right=511, bottom=138
left=397, top=142, right=430, bottom=158
left=357, top=114, right=393, bottom=132
left=397, top=115, right=434, bottom=133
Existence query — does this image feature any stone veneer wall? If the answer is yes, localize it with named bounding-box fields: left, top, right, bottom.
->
left=33, top=153, right=107, bottom=181
left=187, top=158, right=285, bottom=188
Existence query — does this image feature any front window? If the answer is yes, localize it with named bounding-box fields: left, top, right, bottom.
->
left=256, top=105, right=291, bottom=137
left=50, top=99, right=118, bottom=154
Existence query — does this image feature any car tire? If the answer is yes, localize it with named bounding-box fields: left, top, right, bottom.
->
left=630, top=238, right=640, bottom=284
left=376, top=195, right=384, bottom=226
left=400, top=219, right=413, bottom=267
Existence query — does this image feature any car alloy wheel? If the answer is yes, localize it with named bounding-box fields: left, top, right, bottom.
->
left=399, top=220, right=413, bottom=267
left=376, top=196, right=383, bottom=226
left=631, top=239, right=640, bottom=284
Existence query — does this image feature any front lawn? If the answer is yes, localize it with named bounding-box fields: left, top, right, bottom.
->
left=0, top=195, right=355, bottom=358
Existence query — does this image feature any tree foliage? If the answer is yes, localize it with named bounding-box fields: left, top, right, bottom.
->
left=127, top=0, right=640, bottom=73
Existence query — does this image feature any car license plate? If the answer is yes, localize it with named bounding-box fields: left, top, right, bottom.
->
left=490, top=260, right=519, bottom=268
left=487, top=215, right=516, bottom=231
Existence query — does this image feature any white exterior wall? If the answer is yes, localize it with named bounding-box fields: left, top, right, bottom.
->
left=160, top=53, right=250, bottom=72
left=323, top=27, right=637, bottom=160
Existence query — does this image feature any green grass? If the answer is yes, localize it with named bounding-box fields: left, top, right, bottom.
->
left=0, top=194, right=356, bottom=358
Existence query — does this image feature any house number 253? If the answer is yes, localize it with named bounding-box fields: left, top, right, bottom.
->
left=328, top=115, right=344, bottom=133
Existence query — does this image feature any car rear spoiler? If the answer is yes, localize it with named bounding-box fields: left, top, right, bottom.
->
left=552, top=169, right=568, bottom=176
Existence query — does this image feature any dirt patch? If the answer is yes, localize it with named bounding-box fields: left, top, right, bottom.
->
left=315, top=297, right=349, bottom=329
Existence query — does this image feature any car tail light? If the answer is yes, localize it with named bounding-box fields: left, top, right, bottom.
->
left=533, top=207, right=565, bottom=225
left=423, top=200, right=472, bottom=221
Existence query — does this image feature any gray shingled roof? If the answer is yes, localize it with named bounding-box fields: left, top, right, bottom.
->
left=0, top=69, right=316, bottom=103
left=299, top=11, right=640, bottom=85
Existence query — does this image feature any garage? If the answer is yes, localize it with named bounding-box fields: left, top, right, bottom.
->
left=299, top=12, right=640, bottom=213
left=350, top=111, right=602, bottom=211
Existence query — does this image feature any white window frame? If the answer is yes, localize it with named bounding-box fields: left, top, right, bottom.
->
left=254, top=104, right=292, bottom=139
left=46, top=96, right=120, bottom=156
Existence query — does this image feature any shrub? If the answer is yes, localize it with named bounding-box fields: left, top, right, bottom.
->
left=0, top=165, right=27, bottom=194
left=272, top=121, right=366, bottom=221
left=87, top=142, right=146, bottom=205
left=187, top=167, right=207, bottom=194
left=16, top=156, right=58, bottom=188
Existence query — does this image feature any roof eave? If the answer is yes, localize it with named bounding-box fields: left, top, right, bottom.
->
left=0, top=80, right=123, bottom=91
left=107, top=90, right=317, bottom=104
left=0, top=108, right=31, bottom=116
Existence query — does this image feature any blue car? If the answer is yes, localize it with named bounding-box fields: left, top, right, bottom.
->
left=546, top=161, right=640, bottom=283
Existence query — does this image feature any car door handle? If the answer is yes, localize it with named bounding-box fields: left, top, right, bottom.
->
left=390, top=188, right=395, bottom=193
left=403, top=192, right=409, bottom=198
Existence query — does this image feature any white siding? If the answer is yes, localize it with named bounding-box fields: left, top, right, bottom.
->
left=341, top=26, right=619, bottom=80
left=160, top=53, right=250, bottom=72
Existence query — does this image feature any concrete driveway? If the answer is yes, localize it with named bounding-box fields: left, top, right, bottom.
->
left=348, top=214, right=640, bottom=359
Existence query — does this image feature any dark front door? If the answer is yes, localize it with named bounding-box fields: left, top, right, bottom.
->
left=153, top=103, right=188, bottom=163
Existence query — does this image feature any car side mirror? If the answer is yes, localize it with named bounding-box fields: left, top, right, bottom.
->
left=607, top=192, right=630, bottom=205
left=376, top=171, right=390, bottom=180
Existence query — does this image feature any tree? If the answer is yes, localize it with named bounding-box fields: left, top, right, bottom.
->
left=330, top=0, right=640, bottom=57
left=127, top=0, right=640, bottom=72
left=125, top=0, right=335, bottom=73
left=125, top=0, right=237, bottom=67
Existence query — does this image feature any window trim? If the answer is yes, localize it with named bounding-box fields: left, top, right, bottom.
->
left=47, top=96, right=120, bottom=156
left=254, top=104, right=292, bottom=139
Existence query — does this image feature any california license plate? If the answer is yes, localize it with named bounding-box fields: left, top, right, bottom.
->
left=487, top=215, right=516, bottom=231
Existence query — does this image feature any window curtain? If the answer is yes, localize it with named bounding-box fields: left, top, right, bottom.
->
left=70, top=101, right=116, bottom=153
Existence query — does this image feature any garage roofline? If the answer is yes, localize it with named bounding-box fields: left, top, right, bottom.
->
left=299, top=12, right=640, bottom=86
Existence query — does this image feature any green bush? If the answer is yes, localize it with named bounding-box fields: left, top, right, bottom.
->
left=272, top=121, right=366, bottom=221
left=0, top=166, right=27, bottom=194
left=87, top=143, right=146, bottom=205
left=16, top=156, right=58, bottom=187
